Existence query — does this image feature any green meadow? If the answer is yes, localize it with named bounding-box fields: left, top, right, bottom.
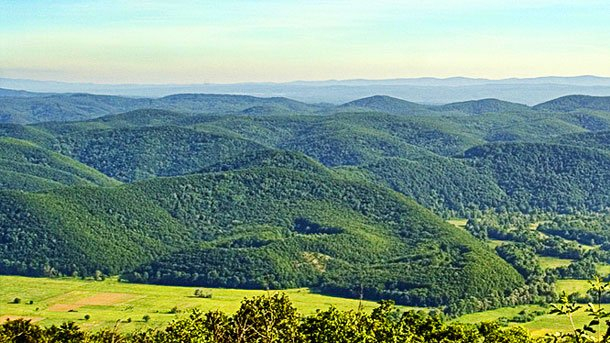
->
left=3, top=274, right=610, bottom=338
left=0, top=275, right=395, bottom=332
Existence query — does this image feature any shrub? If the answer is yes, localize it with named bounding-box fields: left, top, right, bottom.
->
left=194, top=289, right=213, bottom=298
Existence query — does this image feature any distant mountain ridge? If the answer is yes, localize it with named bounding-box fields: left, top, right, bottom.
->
left=0, top=92, right=321, bottom=124
left=3, top=76, right=610, bottom=104
left=4, top=89, right=610, bottom=124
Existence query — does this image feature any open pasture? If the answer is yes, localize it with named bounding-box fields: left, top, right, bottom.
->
left=0, top=275, right=389, bottom=331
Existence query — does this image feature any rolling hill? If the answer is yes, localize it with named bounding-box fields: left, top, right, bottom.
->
left=463, top=142, right=610, bottom=212
left=339, top=155, right=507, bottom=214
left=436, top=98, right=532, bottom=115
left=337, top=95, right=432, bottom=115
left=52, top=125, right=269, bottom=182
left=0, top=162, right=524, bottom=309
left=0, top=137, right=119, bottom=191
left=533, top=95, right=610, bottom=112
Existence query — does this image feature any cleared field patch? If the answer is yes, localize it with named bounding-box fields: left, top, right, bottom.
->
left=447, top=219, right=467, bottom=229
left=455, top=304, right=546, bottom=324
left=538, top=256, right=572, bottom=270
left=556, top=279, right=590, bottom=295
left=48, top=292, right=136, bottom=312
left=487, top=239, right=506, bottom=249
left=0, top=315, right=43, bottom=323
left=597, top=263, right=610, bottom=277
left=76, top=292, right=135, bottom=306
left=521, top=305, right=610, bottom=338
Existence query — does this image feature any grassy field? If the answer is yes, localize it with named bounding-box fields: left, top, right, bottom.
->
left=447, top=218, right=467, bottom=229
left=598, top=263, right=610, bottom=277
left=487, top=239, right=507, bottom=249
left=0, top=275, right=394, bottom=332
left=3, top=275, right=609, bottom=337
left=456, top=301, right=609, bottom=338
left=538, top=256, right=573, bottom=269
left=556, top=279, right=591, bottom=295
left=457, top=279, right=608, bottom=338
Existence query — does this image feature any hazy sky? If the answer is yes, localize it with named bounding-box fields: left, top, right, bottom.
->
left=1, top=0, right=609, bottom=83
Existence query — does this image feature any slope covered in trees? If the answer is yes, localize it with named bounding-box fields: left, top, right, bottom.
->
left=53, top=125, right=269, bottom=182
left=337, top=95, right=433, bottom=115
left=552, top=130, right=610, bottom=151
left=0, top=137, right=118, bottom=191
left=339, top=155, right=507, bottom=215
left=436, top=98, right=532, bottom=115
left=8, top=90, right=610, bottom=323
left=0, top=163, right=524, bottom=309
left=463, top=143, right=610, bottom=212
left=534, top=95, right=610, bottom=112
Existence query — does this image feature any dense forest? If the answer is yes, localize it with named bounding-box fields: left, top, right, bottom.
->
left=3, top=90, right=610, bottom=318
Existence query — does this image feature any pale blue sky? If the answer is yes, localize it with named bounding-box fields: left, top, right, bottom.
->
left=1, top=0, right=609, bottom=83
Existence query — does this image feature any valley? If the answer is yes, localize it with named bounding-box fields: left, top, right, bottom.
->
left=3, top=91, right=610, bottom=339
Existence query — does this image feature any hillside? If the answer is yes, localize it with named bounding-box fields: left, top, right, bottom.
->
left=463, top=142, right=610, bottom=212
left=552, top=130, right=610, bottom=150
left=337, top=95, right=432, bottom=115
left=158, top=93, right=319, bottom=113
left=0, top=164, right=524, bottom=308
left=0, top=88, right=46, bottom=97
left=53, top=125, right=269, bottom=182
left=436, top=98, right=532, bottom=115
left=0, top=93, right=152, bottom=124
left=0, top=137, right=119, bottom=191
left=534, top=95, right=610, bottom=112
left=206, top=113, right=482, bottom=159
left=0, top=124, right=59, bottom=147
left=5, top=99, right=610, bottom=214
left=339, top=155, right=507, bottom=214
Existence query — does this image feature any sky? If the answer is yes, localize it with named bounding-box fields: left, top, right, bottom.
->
left=1, top=0, right=609, bottom=84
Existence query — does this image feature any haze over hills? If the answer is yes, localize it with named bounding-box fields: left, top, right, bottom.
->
left=2, top=75, right=610, bottom=104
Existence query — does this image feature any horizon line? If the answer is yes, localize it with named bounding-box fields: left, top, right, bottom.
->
left=2, top=74, right=610, bottom=87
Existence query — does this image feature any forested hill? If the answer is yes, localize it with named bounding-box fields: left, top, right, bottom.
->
left=51, top=125, right=270, bottom=182
left=533, top=95, right=610, bottom=112
left=3, top=92, right=610, bottom=214
left=435, top=98, right=532, bottom=114
left=462, top=142, right=610, bottom=212
left=0, top=162, right=524, bottom=310
left=0, top=137, right=119, bottom=191
left=337, top=95, right=433, bottom=115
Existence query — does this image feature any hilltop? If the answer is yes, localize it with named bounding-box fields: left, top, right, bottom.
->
left=436, top=98, right=532, bottom=114
left=534, top=95, right=610, bottom=112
